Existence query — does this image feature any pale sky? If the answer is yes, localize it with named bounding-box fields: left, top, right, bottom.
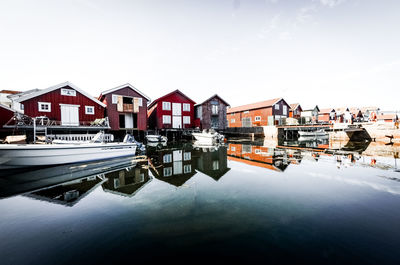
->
left=0, top=0, right=399, bottom=110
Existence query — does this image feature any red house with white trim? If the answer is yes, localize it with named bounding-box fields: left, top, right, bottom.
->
left=11, top=82, right=106, bottom=128
left=98, top=83, right=150, bottom=131
left=148, top=90, right=195, bottom=130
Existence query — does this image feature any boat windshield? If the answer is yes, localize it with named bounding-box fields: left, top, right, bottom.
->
left=90, top=132, right=104, bottom=143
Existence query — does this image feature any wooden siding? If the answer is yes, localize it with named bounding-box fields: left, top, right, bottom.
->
left=0, top=105, right=14, bottom=129
left=198, top=96, right=229, bottom=130
left=102, top=86, right=148, bottom=131
left=21, top=85, right=105, bottom=122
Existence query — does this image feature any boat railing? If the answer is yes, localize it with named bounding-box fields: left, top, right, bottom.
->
left=46, top=133, right=114, bottom=142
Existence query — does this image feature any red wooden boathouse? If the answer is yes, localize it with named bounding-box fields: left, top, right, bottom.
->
left=11, top=82, right=106, bottom=127
left=148, top=90, right=195, bottom=130
left=98, top=83, right=150, bottom=131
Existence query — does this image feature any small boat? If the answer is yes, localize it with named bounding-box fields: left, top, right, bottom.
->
left=146, top=135, right=167, bottom=143
left=298, top=129, right=328, bottom=137
left=192, top=129, right=225, bottom=145
left=0, top=135, right=137, bottom=167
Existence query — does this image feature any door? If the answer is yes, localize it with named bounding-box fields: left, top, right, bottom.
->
left=125, top=113, right=133, bottom=128
left=173, top=116, right=182, bottom=129
left=242, top=117, right=251, bottom=127
left=61, top=105, right=79, bottom=126
left=172, top=103, right=181, bottom=116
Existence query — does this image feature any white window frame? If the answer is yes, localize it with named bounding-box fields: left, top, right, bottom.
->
left=231, top=118, right=235, bottom=123
left=275, top=104, right=280, bottom=110
left=183, top=116, right=190, bottom=124
left=61, top=88, right=76, bottom=96
left=183, top=103, right=190, bottom=112
left=212, top=105, right=218, bottom=114
left=163, top=167, right=172, bottom=177
left=231, top=146, right=236, bottom=151
left=163, top=154, right=172, bottom=163
left=255, top=116, right=261, bottom=121
left=162, top=101, right=171, bottom=110
left=183, top=164, right=192, bottom=174
left=183, top=152, right=191, bottom=161
left=112, top=94, right=118, bottom=104
left=163, top=115, right=171, bottom=124
left=85, top=106, right=95, bottom=115
left=138, top=98, right=143, bottom=107
left=283, top=105, right=287, bottom=115
left=38, top=102, right=51, bottom=112
left=212, top=160, right=219, bottom=170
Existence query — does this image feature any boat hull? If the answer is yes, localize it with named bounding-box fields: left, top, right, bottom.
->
left=0, top=143, right=137, bottom=167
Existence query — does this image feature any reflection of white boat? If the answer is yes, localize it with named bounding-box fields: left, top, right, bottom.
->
left=298, top=135, right=329, bottom=142
left=192, top=129, right=225, bottom=145
left=298, top=129, right=328, bottom=137
left=146, top=135, right=168, bottom=143
left=0, top=139, right=137, bottom=167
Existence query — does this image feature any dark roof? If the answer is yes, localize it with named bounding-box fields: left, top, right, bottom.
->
left=195, top=94, right=230, bottom=107
left=148, top=89, right=196, bottom=109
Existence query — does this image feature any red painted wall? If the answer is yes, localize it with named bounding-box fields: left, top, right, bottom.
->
left=0, top=105, right=14, bottom=129
left=101, top=87, right=148, bottom=131
left=152, top=92, right=195, bottom=129
left=21, top=86, right=105, bottom=123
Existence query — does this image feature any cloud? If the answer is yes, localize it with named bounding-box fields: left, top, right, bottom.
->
left=319, top=0, right=347, bottom=8
left=257, top=14, right=281, bottom=39
left=296, top=5, right=317, bottom=24
left=279, top=31, right=292, bottom=41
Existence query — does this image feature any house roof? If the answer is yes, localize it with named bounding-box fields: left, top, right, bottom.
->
left=13, top=82, right=106, bottom=108
left=0, top=103, right=17, bottom=113
left=319, top=108, right=335, bottom=114
left=194, top=94, right=230, bottom=107
left=289, top=103, right=302, bottom=111
left=0, top=90, right=22, bottom=95
left=99, top=83, right=151, bottom=102
left=227, top=98, right=285, bottom=114
left=148, top=89, right=196, bottom=109
left=303, top=105, right=320, bottom=112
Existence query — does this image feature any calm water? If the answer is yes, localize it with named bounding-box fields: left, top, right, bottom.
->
left=1, top=140, right=400, bottom=264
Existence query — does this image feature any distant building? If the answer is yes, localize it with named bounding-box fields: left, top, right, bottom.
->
left=301, top=105, right=320, bottom=124
left=318, top=108, right=336, bottom=123
left=194, top=94, right=230, bottom=130
left=227, top=98, right=290, bottom=127
left=0, top=90, right=21, bottom=107
left=8, top=82, right=107, bottom=129
left=377, top=113, right=398, bottom=123
left=99, top=83, right=150, bottom=132
left=289, top=103, right=302, bottom=119
left=148, top=90, right=195, bottom=130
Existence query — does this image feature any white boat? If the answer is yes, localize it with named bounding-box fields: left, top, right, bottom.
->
left=146, top=135, right=167, bottom=143
left=0, top=138, right=137, bottom=167
left=298, top=129, right=328, bottom=137
left=192, top=129, right=225, bottom=145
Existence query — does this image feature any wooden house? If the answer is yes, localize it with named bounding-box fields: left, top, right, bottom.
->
left=148, top=90, right=195, bottom=130
left=318, top=108, right=336, bottom=123
left=227, top=98, right=290, bottom=127
left=377, top=113, right=399, bottom=123
left=9, top=82, right=106, bottom=128
left=300, top=105, right=320, bottom=124
left=194, top=94, right=230, bottom=130
left=289, top=103, right=302, bottom=118
left=98, top=84, right=150, bottom=132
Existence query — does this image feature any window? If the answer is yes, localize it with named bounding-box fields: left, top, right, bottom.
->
left=255, top=116, right=261, bottom=121
left=275, top=104, right=280, bottom=110
left=183, top=116, right=190, bottom=124
left=163, top=115, right=171, bottom=124
left=183, top=103, right=190, bottom=111
left=21, top=104, right=24, bottom=110
left=212, top=160, right=219, bottom=170
left=212, top=105, right=218, bottom=115
left=184, top=164, right=192, bottom=174
left=61, top=88, right=76, bottom=96
left=283, top=105, right=287, bottom=115
left=112, top=94, right=118, bottom=104
left=255, top=149, right=261, bottom=154
left=163, top=154, right=172, bottom=163
left=162, top=101, right=171, bottom=110
left=231, top=146, right=236, bottom=151
left=231, top=118, right=235, bottom=123
left=163, top=167, right=172, bottom=177
left=138, top=98, right=143, bottom=107
left=196, top=106, right=202, bottom=119
left=184, top=152, right=191, bottom=161
left=85, top=106, right=95, bottom=115
left=38, top=102, right=51, bottom=112
left=139, top=173, right=145, bottom=182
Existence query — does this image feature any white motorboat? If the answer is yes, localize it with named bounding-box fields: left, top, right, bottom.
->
left=192, top=129, right=225, bottom=145
left=298, top=129, right=328, bottom=137
left=146, top=135, right=168, bottom=143
left=0, top=137, right=137, bottom=167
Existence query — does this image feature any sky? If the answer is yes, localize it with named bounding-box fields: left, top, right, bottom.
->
left=0, top=0, right=399, bottom=110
